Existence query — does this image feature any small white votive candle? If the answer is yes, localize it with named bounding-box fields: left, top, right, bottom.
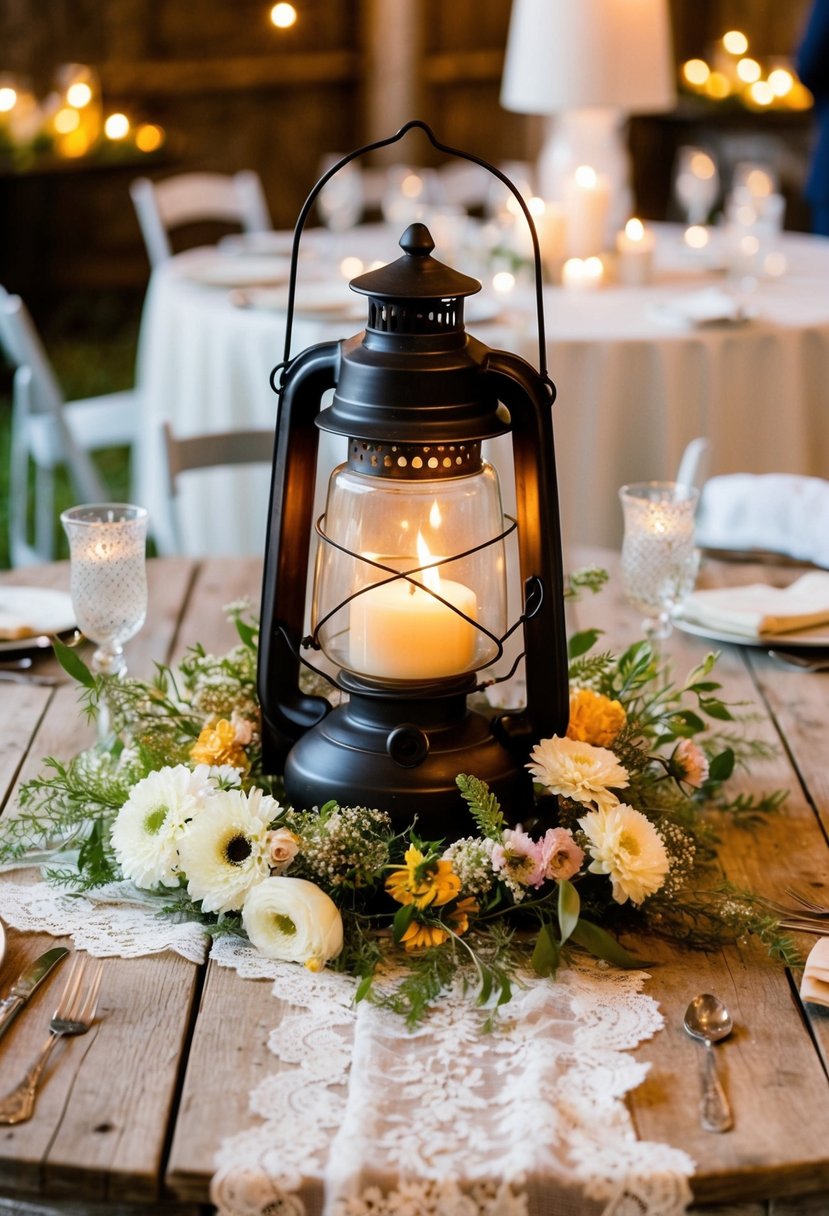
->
left=561, top=256, right=604, bottom=290
left=563, top=165, right=610, bottom=258
left=615, top=218, right=655, bottom=286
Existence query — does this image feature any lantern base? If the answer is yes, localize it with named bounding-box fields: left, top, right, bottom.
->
left=282, top=680, right=534, bottom=838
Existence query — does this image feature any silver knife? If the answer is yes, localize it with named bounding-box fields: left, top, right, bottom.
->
left=0, top=947, right=70, bottom=1039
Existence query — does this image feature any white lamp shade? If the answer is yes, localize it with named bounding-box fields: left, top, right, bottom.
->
left=501, top=0, right=676, bottom=115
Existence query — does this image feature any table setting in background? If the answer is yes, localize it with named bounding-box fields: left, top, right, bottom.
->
left=4, top=124, right=829, bottom=1216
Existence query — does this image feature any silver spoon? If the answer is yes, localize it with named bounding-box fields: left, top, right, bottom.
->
left=767, top=649, right=829, bottom=673
left=684, top=993, right=734, bottom=1133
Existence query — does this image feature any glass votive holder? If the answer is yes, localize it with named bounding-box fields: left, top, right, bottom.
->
left=619, top=482, right=699, bottom=643
left=60, top=503, right=148, bottom=679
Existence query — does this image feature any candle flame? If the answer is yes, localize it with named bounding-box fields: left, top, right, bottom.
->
left=429, top=500, right=442, bottom=530
left=574, top=165, right=597, bottom=189
left=416, top=531, right=441, bottom=595
left=625, top=218, right=645, bottom=242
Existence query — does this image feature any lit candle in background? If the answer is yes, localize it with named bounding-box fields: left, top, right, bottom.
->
left=561, top=256, right=604, bottom=291
left=615, top=218, right=655, bottom=286
left=349, top=532, right=478, bottom=680
left=563, top=165, right=610, bottom=258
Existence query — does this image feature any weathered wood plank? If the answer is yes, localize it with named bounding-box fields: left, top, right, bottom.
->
left=165, top=961, right=285, bottom=1204
left=569, top=550, right=829, bottom=1205
left=98, top=52, right=359, bottom=96
left=0, top=687, right=55, bottom=813
left=169, top=558, right=263, bottom=663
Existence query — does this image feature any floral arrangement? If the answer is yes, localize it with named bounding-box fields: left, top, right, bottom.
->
left=0, top=575, right=794, bottom=1024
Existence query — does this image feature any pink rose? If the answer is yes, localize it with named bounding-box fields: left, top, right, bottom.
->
left=492, top=826, right=547, bottom=888
left=673, top=739, right=709, bottom=789
left=231, top=710, right=254, bottom=746
left=539, top=827, right=584, bottom=882
left=266, top=827, right=299, bottom=871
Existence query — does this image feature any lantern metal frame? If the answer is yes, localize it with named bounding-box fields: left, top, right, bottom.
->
left=257, top=120, right=570, bottom=835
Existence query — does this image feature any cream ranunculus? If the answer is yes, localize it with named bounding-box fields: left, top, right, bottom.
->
left=527, top=735, right=628, bottom=813
left=242, top=876, right=344, bottom=970
left=578, top=803, right=670, bottom=905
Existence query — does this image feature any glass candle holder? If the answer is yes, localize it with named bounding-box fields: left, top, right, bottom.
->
left=60, top=504, right=148, bottom=680
left=619, top=482, right=699, bottom=643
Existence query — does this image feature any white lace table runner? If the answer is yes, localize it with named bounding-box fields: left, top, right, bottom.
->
left=0, top=871, right=694, bottom=1216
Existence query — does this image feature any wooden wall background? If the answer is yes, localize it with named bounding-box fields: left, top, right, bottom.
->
left=0, top=0, right=817, bottom=303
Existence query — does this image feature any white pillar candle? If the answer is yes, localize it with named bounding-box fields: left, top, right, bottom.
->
left=563, top=165, right=610, bottom=258
left=561, top=256, right=604, bottom=291
left=615, top=218, right=655, bottom=286
left=349, top=574, right=478, bottom=680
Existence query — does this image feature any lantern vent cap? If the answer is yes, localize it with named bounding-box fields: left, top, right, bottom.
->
left=350, top=223, right=482, bottom=302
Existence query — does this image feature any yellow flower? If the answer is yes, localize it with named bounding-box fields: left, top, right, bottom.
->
left=190, top=718, right=250, bottom=771
left=385, top=846, right=461, bottom=909
left=567, top=688, right=627, bottom=748
left=400, top=920, right=450, bottom=952
left=447, top=896, right=479, bottom=937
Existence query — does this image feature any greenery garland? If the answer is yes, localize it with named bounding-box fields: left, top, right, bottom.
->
left=0, top=570, right=795, bottom=1026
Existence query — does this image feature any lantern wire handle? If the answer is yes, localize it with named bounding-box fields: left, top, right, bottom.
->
left=275, top=119, right=552, bottom=399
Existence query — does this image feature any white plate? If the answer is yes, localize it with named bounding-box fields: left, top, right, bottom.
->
left=218, top=231, right=297, bottom=257
left=675, top=615, right=829, bottom=649
left=181, top=254, right=292, bottom=288
left=234, top=282, right=365, bottom=320
left=0, top=587, right=75, bottom=654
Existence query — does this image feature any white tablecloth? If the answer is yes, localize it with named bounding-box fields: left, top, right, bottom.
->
left=133, top=225, right=829, bottom=557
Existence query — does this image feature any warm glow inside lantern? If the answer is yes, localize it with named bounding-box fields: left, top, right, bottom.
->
left=258, top=124, right=570, bottom=837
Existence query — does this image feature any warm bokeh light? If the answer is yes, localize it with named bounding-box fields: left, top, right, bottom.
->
left=401, top=172, right=424, bottom=199
left=60, top=129, right=92, bottom=158
left=574, top=165, right=598, bottom=189
left=787, top=81, right=814, bottom=110
left=528, top=195, right=546, bottom=217
left=339, top=256, right=364, bottom=279
left=0, top=86, right=18, bottom=112
left=492, top=270, right=516, bottom=294
left=583, top=256, right=604, bottom=279
left=104, top=112, right=130, bottom=139
left=736, top=58, right=761, bottom=84
left=684, top=225, right=710, bottom=250
left=764, top=251, right=787, bottom=276
left=768, top=68, right=795, bottom=97
left=270, top=3, right=297, bottom=28
left=690, top=151, right=716, bottom=180
left=135, top=123, right=164, bottom=152
left=54, top=106, right=81, bottom=134
left=744, top=169, right=773, bottom=197
left=625, top=218, right=645, bottom=242
left=747, top=81, right=774, bottom=107
left=682, top=59, right=710, bottom=87
left=704, top=72, right=731, bottom=100
left=722, top=30, right=749, bottom=55
left=740, top=234, right=761, bottom=257
left=66, top=81, right=93, bottom=108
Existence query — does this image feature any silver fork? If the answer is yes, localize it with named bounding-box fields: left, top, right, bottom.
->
left=0, top=954, right=103, bottom=1125
left=784, top=887, right=829, bottom=916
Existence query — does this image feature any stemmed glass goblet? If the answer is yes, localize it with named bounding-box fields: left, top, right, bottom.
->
left=60, top=503, right=148, bottom=741
left=619, top=482, right=699, bottom=654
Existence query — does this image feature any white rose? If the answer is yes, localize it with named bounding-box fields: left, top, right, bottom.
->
left=242, top=876, right=344, bottom=970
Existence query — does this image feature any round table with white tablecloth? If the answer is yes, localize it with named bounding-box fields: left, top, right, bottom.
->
left=132, top=223, right=829, bottom=558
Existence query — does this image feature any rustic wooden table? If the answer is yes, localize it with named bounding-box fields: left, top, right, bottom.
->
left=0, top=555, right=827, bottom=1216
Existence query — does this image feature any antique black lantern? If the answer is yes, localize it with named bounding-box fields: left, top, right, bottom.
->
left=258, top=122, right=569, bottom=837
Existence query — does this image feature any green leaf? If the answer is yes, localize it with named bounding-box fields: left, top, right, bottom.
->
left=478, top=966, right=493, bottom=1005
left=235, top=618, right=258, bottom=649
left=708, top=748, right=735, bottom=782
left=52, top=635, right=95, bottom=688
left=531, top=921, right=560, bottom=977
left=557, top=879, right=580, bottom=945
left=392, top=902, right=416, bottom=944
left=699, top=697, right=734, bottom=722
left=570, top=919, right=642, bottom=969
left=455, top=774, right=504, bottom=838
left=355, top=973, right=374, bottom=1003
left=671, top=709, right=706, bottom=734
left=497, top=973, right=513, bottom=1007
left=568, top=628, right=602, bottom=659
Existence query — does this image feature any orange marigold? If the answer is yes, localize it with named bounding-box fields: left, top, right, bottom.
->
left=400, top=920, right=449, bottom=952
left=385, top=846, right=461, bottom=909
left=190, top=718, right=250, bottom=771
left=566, top=688, right=626, bottom=748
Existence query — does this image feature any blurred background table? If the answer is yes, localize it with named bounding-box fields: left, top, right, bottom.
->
left=133, top=223, right=829, bottom=557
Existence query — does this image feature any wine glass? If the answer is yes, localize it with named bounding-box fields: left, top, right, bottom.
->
left=316, top=157, right=364, bottom=254
left=61, top=504, right=148, bottom=739
left=673, top=146, right=720, bottom=226
left=618, top=482, right=699, bottom=649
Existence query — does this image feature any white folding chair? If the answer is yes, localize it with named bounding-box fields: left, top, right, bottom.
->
left=130, top=171, right=272, bottom=268
left=0, top=287, right=138, bottom=567
left=161, top=422, right=274, bottom=554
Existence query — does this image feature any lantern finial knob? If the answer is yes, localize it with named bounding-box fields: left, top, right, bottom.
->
left=399, top=223, right=435, bottom=257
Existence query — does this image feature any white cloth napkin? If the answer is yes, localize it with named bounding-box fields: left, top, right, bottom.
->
left=649, top=287, right=754, bottom=329
left=696, top=474, right=829, bottom=568
left=682, top=571, right=829, bottom=638
left=800, top=938, right=829, bottom=1008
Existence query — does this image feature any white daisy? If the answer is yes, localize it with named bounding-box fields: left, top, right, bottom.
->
left=177, top=787, right=277, bottom=914
left=578, top=803, right=670, bottom=905
left=527, top=735, right=628, bottom=812
left=111, top=764, right=208, bottom=889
